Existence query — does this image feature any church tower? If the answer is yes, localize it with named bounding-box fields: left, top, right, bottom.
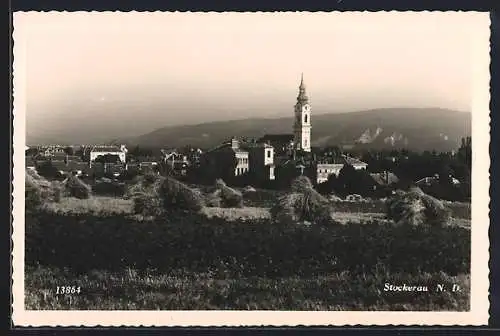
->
left=293, top=73, right=311, bottom=152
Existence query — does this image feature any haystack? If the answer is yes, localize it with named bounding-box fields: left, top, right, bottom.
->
left=291, top=175, right=314, bottom=193
left=159, top=176, right=205, bottom=211
left=124, top=173, right=162, bottom=199
left=207, top=178, right=244, bottom=208
left=386, top=187, right=450, bottom=227
left=242, top=185, right=257, bottom=193
left=25, top=169, right=61, bottom=209
left=205, top=189, right=222, bottom=207
left=127, top=174, right=205, bottom=216
left=270, top=176, right=333, bottom=225
left=61, top=175, right=92, bottom=199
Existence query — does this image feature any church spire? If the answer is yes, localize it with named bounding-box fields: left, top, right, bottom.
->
left=297, top=73, right=308, bottom=103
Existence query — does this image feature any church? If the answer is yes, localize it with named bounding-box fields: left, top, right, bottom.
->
left=258, top=74, right=312, bottom=154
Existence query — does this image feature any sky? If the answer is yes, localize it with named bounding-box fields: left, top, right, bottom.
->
left=14, top=11, right=487, bottom=139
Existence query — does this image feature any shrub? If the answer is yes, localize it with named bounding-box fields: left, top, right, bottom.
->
left=61, top=175, right=91, bottom=199
left=387, top=188, right=451, bottom=227
left=211, top=178, right=244, bottom=208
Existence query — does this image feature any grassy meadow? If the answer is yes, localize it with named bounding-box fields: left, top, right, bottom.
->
left=25, top=173, right=471, bottom=310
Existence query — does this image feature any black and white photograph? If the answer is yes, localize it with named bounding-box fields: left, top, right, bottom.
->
left=12, top=11, right=490, bottom=326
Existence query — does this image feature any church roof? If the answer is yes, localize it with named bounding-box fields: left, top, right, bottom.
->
left=258, top=134, right=294, bottom=143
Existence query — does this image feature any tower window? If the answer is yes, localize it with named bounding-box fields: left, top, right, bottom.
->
left=304, top=114, right=308, bottom=123
left=267, top=150, right=271, bottom=158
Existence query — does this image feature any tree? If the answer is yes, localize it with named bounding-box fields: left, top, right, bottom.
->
left=317, top=173, right=339, bottom=194
left=457, top=136, right=472, bottom=169
left=64, top=146, right=74, bottom=156
left=336, top=164, right=357, bottom=196
left=36, top=161, right=60, bottom=179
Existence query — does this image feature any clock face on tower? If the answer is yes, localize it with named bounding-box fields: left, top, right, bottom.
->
left=303, top=104, right=310, bottom=112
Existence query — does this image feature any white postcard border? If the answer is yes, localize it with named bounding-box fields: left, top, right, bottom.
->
left=11, top=11, right=491, bottom=326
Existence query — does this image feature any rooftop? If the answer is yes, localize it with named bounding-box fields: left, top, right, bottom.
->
left=91, top=146, right=123, bottom=153
left=258, top=134, right=294, bottom=143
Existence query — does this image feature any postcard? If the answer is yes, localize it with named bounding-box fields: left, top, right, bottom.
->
left=12, top=11, right=490, bottom=326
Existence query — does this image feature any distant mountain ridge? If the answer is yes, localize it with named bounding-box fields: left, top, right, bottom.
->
left=130, top=108, right=471, bottom=152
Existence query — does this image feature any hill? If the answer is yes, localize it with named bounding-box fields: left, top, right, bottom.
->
left=130, top=108, right=471, bottom=152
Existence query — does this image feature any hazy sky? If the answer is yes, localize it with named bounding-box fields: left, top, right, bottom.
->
left=14, top=11, right=486, bottom=137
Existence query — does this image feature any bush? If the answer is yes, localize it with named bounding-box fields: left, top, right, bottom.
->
left=62, top=175, right=91, bottom=199
left=387, top=187, right=451, bottom=227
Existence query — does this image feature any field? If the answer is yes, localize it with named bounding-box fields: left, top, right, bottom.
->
left=25, top=185, right=471, bottom=311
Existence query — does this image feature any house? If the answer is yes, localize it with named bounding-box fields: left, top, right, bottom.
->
left=201, top=137, right=249, bottom=180
left=314, top=155, right=368, bottom=184
left=316, top=164, right=344, bottom=184
left=242, top=142, right=276, bottom=181
left=416, top=174, right=461, bottom=187
left=343, top=154, right=369, bottom=170
left=161, top=149, right=188, bottom=166
left=89, top=145, right=127, bottom=163
left=40, top=145, right=67, bottom=157
left=415, top=175, right=439, bottom=187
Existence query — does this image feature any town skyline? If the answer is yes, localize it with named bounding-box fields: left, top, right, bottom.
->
left=14, top=11, right=482, bottom=142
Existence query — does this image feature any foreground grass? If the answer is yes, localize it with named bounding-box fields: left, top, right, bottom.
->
left=41, top=196, right=133, bottom=216
left=26, top=266, right=469, bottom=311
left=200, top=206, right=470, bottom=227
left=40, top=195, right=470, bottom=227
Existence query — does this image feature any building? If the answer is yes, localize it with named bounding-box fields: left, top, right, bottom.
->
left=40, top=145, right=67, bottom=157
left=258, top=74, right=312, bottom=155
left=89, top=145, right=127, bottom=164
left=161, top=149, right=188, bottom=166
left=293, top=73, right=312, bottom=152
left=416, top=174, right=461, bottom=187
left=314, top=155, right=368, bottom=184
left=201, top=137, right=250, bottom=180
left=243, top=142, right=276, bottom=181
left=316, top=160, right=345, bottom=184
left=257, top=134, right=294, bottom=156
